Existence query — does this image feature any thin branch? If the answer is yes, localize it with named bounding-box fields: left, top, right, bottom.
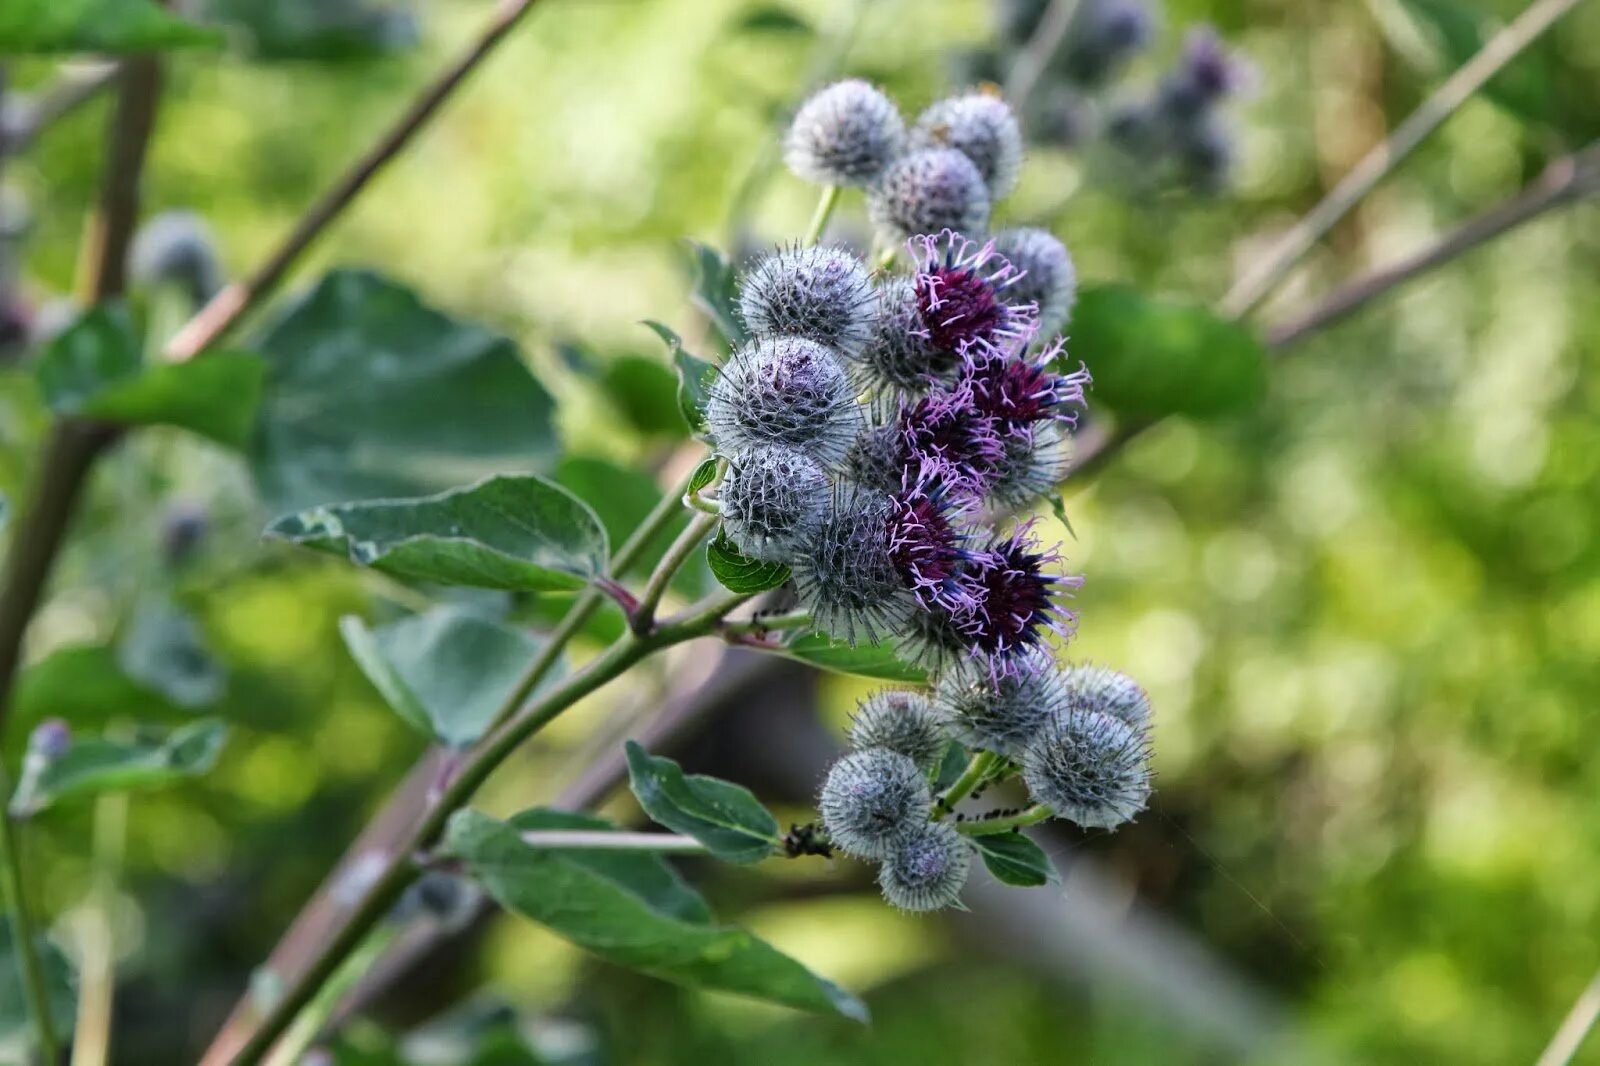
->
left=1220, top=0, right=1584, bottom=319
left=0, top=62, right=118, bottom=156
left=1267, top=141, right=1600, bottom=347
left=78, top=56, right=162, bottom=304
left=957, top=803, right=1053, bottom=836
left=515, top=830, right=707, bottom=853
left=164, top=0, right=550, bottom=362
left=0, top=768, right=58, bottom=1062
left=630, top=511, right=719, bottom=635
left=1537, top=967, right=1600, bottom=1066
left=1004, top=0, right=1080, bottom=108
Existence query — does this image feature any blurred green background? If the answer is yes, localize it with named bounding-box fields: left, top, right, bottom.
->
left=2, top=0, right=1599, bottom=1063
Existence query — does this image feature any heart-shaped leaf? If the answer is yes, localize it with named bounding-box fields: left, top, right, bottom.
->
left=625, top=742, right=780, bottom=864
left=340, top=608, right=548, bottom=747
left=9, top=718, right=227, bottom=816
left=706, top=532, right=790, bottom=595
left=970, top=831, right=1058, bottom=888
left=249, top=270, right=559, bottom=514
left=446, top=808, right=866, bottom=1022
left=266, top=474, right=608, bottom=592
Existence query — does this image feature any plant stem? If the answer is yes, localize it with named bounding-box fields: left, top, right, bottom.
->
left=0, top=765, right=58, bottom=1064
left=935, top=750, right=1000, bottom=815
left=165, top=0, right=552, bottom=362
left=0, top=62, right=118, bottom=156
left=515, top=830, right=708, bottom=853
left=958, top=803, right=1052, bottom=836
left=630, top=511, right=720, bottom=635
left=721, top=609, right=813, bottom=637
left=1537, top=966, right=1600, bottom=1066
left=1004, top=0, right=1080, bottom=108
left=802, top=184, right=840, bottom=245
left=226, top=601, right=750, bottom=1065
left=70, top=791, right=128, bottom=1066
left=1220, top=0, right=1584, bottom=319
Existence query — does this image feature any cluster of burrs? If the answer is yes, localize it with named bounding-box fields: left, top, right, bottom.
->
left=695, top=79, right=1154, bottom=911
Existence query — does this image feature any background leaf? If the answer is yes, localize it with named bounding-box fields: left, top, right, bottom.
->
left=643, top=320, right=718, bottom=435
left=117, top=597, right=226, bottom=709
left=446, top=808, right=867, bottom=1021
left=0, top=0, right=222, bottom=52
left=970, top=832, right=1059, bottom=888
left=0, top=926, right=74, bottom=1046
left=249, top=270, right=559, bottom=514
left=779, top=633, right=928, bottom=683
left=706, top=532, right=790, bottom=594
left=340, top=607, right=546, bottom=747
left=597, top=354, right=687, bottom=439
left=34, top=307, right=263, bottom=448
left=266, top=474, right=608, bottom=592
left=201, top=0, right=418, bottom=61
left=686, top=242, right=747, bottom=350
left=624, top=742, right=780, bottom=864
left=9, top=718, right=227, bottom=816
left=1069, top=284, right=1267, bottom=420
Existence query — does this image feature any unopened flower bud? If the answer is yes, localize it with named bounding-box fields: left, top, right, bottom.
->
left=878, top=821, right=971, bottom=912
left=1021, top=708, right=1151, bottom=829
left=705, top=336, right=861, bottom=466
left=909, top=91, right=1024, bottom=200
left=739, top=245, right=875, bottom=358
left=820, top=747, right=932, bottom=859
left=719, top=444, right=830, bottom=562
left=850, top=690, right=948, bottom=770
left=785, top=79, right=905, bottom=188
left=869, top=148, right=990, bottom=244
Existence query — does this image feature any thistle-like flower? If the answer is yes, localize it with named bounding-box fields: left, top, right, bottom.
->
left=991, top=227, right=1076, bottom=336
left=844, top=423, right=908, bottom=494
left=1021, top=708, right=1151, bottom=829
left=705, top=336, right=861, bottom=466
left=1059, top=0, right=1157, bottom=89
left=909, top=90, right=1025, bottom=200
left=1061, top=663, right=1153, bottom=731
left=819, top=747, right=933, bottom=859
left=869, top=148, right=991, bottom=243
left=849, top=690, right=949, bottom=770
left=853, top=277, right=959, bottom=404
left=963, top=340, right=1091, bottom=433
left=719, top=444, right=831, bottom=562
left=898, top=384, right=1006, bottom=494
left=739, top=245, right=876, bottom=359
left=792, top=484, right=915, bottom=645
left=886, top=466, right=979, bottom=613
left=909, top=230, right=1038, bottom=357
left=1160, top=25, right=1252, bottom=118
left=934, top=652, right=1071, bottom=756
left=130, top=210, right=224, bottom=305
left=878, top=821, right=972, bottom=912
left=986, top=422, right=1073, bottom=512
left=784, top=79, right=906, bottom=188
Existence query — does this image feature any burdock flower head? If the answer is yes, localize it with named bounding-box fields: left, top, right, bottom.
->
left=705, top=336, right=861, bottom=466
left=909, top=89, right=1025, bottom=200
left=1059, top=0, right=1157, bottom=89
left=986, top=422, right=1074, bottom=512
left=962, top=338, right=1091, bottom=434
left=718, top=444, right=830, bottom=563
left=878, top=821, right=971, bottom=912
left=909, top=230, right=1038, bottom=357
left=853, top=277, right=959, bottom=404
left=897, top=384, right=1007, bottom=494
left=991, top=227, right=1077, bottom=336
left=934, top=651, right=1070, bottom=756
left=784, top=79, right=906, bottom=188
left=820, top=747, right=932, bottom=859
left=849, top=690, right=948, bottom=771
left=739, top=244, right=875, bottom=358
left=1061, top=663, right=1154, bottom=730
left=1022, top=707, right=1152, bottom=829
left=869, top=148, right=991, bottom=243
left=1160, top=25, right=1253, bottom=117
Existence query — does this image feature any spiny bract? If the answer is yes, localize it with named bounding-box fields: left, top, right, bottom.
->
left=1061, top=663, right=1153, bottom=730
left=784, top=79, right=905, bottom=187
left=791, top=484, right=915, bottom=646
left=878, top=821, right=972, bottom=912
left=819, top=747, right=932, bottom=859
left=909, top=91, right=1025, bottom=200
left=704, top=336, right=861, bottom=466
left=718, top=444, right=830, bottom=562
left=853, top=277, right=956, bottom=403
left=934, top=653, right=1071, bottom=756
left=739, top=244, right=875, bottom=359
left=1021, top=708, right=1151, bottom=830
left=849, top=690, right=949, bottom=770
left=992, top=227, right=1077, bottom=336
left=869, top=148, right=991, bottom=244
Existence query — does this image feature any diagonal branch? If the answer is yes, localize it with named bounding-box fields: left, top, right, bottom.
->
left=1220, top=0, right=1585, bottom=319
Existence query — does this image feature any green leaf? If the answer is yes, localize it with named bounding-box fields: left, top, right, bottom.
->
left=0, top=926, right=74, bottom=1045
left=1049, top=495, right=1077, bottom=540
left=686, top=242, right=747, bottom=350
left=117, top=597, right=226, bottom=709
left=0, top=0, right=222, bottom=53
left=446, top=808, right=867, bottom=1021
left=13, top=645, right=186, bottom=733
left=970, top=832, right=1058, bottom=888
left=249, top=270, right=559, bottom=514
left=9, top=719, right=227, bottom=816
left=1391, top=0, right=1555, bottom=124
left=33, top=306, right=263, bottom=447
left=1069, top=284, right=1266, bottom=420
left=686, top=456, right=720, bottom=496
left=624, top=742, right=780, bottom=864
left=598, top=354, right=687, bottom=438
left=706, top=532, right=790, bottom=595
left=643, top=320, right=718, bottom=436
left=736, top=8, right=812, bottom=34
left=340, top=607, right=546, bottom=747
left=201, top=0, right=418, bottom=61
left=780, top=633, right=928, bottom=683
left=265, top=474, right=609, bottom=592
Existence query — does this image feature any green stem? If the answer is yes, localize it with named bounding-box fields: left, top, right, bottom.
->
left=874, top=244, right=898, bottom=272
left=935, top=750, right=999, bottom=816
left=227, top=596, right=752, bottom=1065
left=957, top=803, right=1053, bottom=836
left=630, top=511, right=720, bottom=635
left=0, top=766, right=59, bottom=1064
left=802, top=184, right=840, bottom=245
left=721, top=609, right=813, bottom=637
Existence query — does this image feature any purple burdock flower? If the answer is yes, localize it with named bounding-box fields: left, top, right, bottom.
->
left=1161, top=26, right=1252, bottom=117
left=885, top=465, right=978, bottom=613
left=964, top=338, right=1091, bottom=433
left=898, top=383, right=1007, bottom=494
left=909, top=231, right=1038, bottom=357
left=962, top=525, right=1082, bottom=670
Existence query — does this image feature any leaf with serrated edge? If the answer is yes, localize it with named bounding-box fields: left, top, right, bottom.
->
left=625, top=742, right=779, bottom=863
